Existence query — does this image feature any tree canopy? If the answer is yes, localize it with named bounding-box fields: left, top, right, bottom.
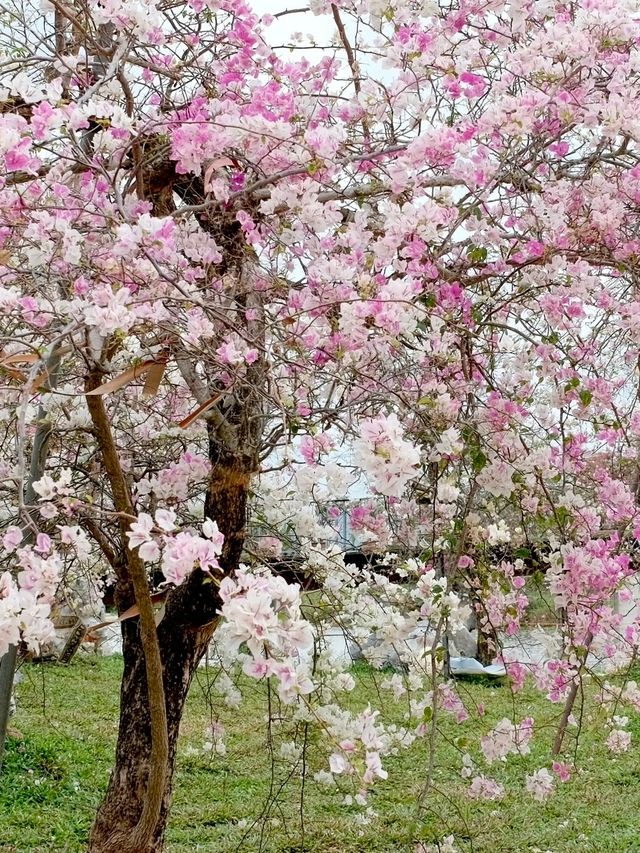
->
left=3, top=0, right=640, bottom=849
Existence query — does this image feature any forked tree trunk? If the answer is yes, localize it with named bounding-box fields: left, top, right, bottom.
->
left=89, top=461, right=251, bottom=853
left=88, top=149, right=263, bottom=851
left=89, top=614, right=217, bottom=852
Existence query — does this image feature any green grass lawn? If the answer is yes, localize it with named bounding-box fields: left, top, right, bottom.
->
left=2, top=655, right=640, bottom=853
left=521, top=574, right=560, bottom=628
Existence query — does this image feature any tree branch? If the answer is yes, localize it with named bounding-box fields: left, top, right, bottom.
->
left=84, top=368, right=168, bottom=853
left=0, top=343, right=63, bottom=769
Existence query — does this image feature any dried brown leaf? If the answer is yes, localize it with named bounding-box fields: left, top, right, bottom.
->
left=85, top=360, right=158, bottom=396
left=142, top=361, right=167, bottom=398
left=0, top=352, right=40, bottom=366
left=203, top=157, right=234, bottom=193
left=0, top=365, right=27, bottom=382
left=29, top=370, right=50, bottom=392
left=84, top=590, right=169, bottom=637
left=177, top=393, right=223, bottom=429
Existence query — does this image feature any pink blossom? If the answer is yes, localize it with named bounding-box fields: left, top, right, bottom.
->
left=481, top=717, right=533, bottom=763
left=552, top=761, right=571, bottom=782
left=363, top=751, right=388, bottom=784
left=5, top=139, right=39, bottom=173
left=160, top=532, right=210, bottom=584
left=352, top=413, right=420, bottom=498
left=525, top=768, right=554, bottom=802
left=329, top=753, right=348, bottom=775
left=606, top=729, right=631, bottom=754
left=2, top=526, right=22, bottom=553
left=154, top=509, right=176, bottom=532
left=467, top=775, right=504, bottom=801
left=506, top=662, right=528, bottom=692
left=127, top=513, right=155, bottom=550
left=139, top=540, right=161, bottom=563
left=34, top=533, right=51, bottom=555
left=202, top=518, right=224, bottom=551
left=242, top=657, right=272, bottom=679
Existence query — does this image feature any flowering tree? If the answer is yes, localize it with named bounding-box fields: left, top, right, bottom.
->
left=3, top=0, right=640, bottom=850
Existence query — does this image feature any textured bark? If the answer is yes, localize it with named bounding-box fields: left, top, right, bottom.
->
left=88, top=463, right=250, bottom=853
left=85, top=371, right=169, bottom=853
left=89, top=149, right=263, bottom=851
left=475, top=623, right=494, bottom=666
left=89, top=610, right=216, bottom=852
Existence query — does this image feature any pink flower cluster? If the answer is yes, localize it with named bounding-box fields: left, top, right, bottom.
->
left=219, top=569, right=314, bottom=703
left=127, top=512, right=224, bottom=585
left=352, top=413, right=420, bottom=498
left=480, top=717, right=534, bottom=764
left=0, top=545, right=61, bottom=656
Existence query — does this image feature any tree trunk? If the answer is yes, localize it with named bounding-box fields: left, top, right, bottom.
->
left=476, top=621, right=494, bottom=666
left=87, top=146, right=263, bottom=850
left=89, top=614, right=217, bottom=852
left=89, top=461, right=251, bottom=853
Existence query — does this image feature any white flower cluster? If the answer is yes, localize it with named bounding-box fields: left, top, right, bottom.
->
left=219, top=568, right=315, bottom=703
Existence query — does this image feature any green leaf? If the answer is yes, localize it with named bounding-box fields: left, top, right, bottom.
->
left=420, top=292, right=437, bottom=308
left=467, top=245, right=487, bottom=264
left=513, top=547, right=532, bottom=561
left=471, top=447, right=488, bottom=473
